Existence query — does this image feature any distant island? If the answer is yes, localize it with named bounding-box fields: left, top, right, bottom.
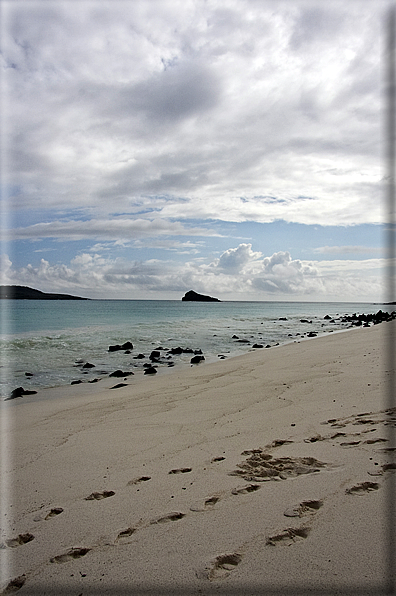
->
left=0, top=285, right=89, bottom=300
left=182, top=290, right=221, bottom=302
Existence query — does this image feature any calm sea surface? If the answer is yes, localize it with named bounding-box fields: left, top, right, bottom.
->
left=0, top=300, right=391, bottom=398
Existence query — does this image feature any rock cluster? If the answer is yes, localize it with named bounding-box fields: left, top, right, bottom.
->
left=7, top=309, right=395, bottom=400
left=337, top=310, right=396, bottom=326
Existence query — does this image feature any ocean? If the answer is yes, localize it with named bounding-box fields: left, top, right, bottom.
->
left=0, top=299, right=391, bottom=399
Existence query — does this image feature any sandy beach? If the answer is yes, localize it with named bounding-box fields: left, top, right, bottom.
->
left=1, top=322, right=395, bottom=595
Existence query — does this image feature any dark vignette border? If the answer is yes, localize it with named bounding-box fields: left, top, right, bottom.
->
left=0, top=3, right=395, bottom=596
left=385, top=5, right=396, bottom=596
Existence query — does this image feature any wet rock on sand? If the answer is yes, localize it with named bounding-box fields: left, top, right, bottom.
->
left=5, top=387, right=37, bottom=400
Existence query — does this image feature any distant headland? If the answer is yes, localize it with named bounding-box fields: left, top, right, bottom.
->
left=182, top=290, right=221, bottom=302
left=0, top=285, right=89, bottom=300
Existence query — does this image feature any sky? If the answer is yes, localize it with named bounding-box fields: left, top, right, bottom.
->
left=0, top=0, right=394, bottom=301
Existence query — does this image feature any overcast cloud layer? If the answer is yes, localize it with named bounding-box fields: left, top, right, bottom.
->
left=0, top=1, right=393, bottom=301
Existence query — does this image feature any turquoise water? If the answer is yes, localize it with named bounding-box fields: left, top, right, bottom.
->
left=0, top=300, right=390, bottom=398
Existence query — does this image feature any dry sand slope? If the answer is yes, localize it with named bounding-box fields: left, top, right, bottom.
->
left=1, top=321, right=395, bottom=595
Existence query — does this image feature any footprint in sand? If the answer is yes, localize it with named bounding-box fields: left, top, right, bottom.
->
left=266, top=526, right=310, bottom=546
left=4, top=533, right=35, bottom=548
left=45, top=507, right=64, bottom=520
left=231, top=484, right=261, bottom=495
left=127, top=476, right=151, bottom=486
left=383, top=463, right=396, bottom=471
left=168, top=467, right=192, bottom=474
left=50, top=547, right=90, bottom=563
left=304, top=435, right=324, bottom=443
left=364, top=438, right=388, bottom=444
left=150, top=512, right=185, bottom=524
left=190, top=495, right=221, bottom=512
left=1, top=574, right=26, bottom=594
left=85, top=490, right=115, bottom=500
left=116, top=527, right=137, bottom=543
left=266, top=439, right=294, bottom=448
left=211, top=456, right=226, bottom=462
left=345, top=481, right=380, bottom=495
left=284, top=499, right=323, bottom=518
left=207, top=552, right=242, bottom=580
left=340, top=441, right=361, bottom=447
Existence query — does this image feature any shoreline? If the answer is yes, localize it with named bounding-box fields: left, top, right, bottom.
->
left=3, top=303, right=395, bottom=400
left=3, top=316, right=391, bottom=406
left=1, top=324, right=366, bottom=407
left=1, top=321, right=395, bottom=594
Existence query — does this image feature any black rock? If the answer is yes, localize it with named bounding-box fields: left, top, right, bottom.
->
left=232, top=335, right=239, bottom=339
left=191, top=355, right=205, bottom=364
left=307, top=332, right=317, bottom=337
left=324, top=314, right=331, bottom=319
left=169, top=347, right=183, bottom=355
left=182, top=290, right=221, bottom=302
left=121, top=341, right=133, bottom=350
left=82, top=362, right=95, bottom=369
left=109, top=370, right=134, bottom=378
left=150, top=350, right=161, bottom=360
left=252, top=344, right=264, bottom=348
left=133, top=354, right=145, bottom=359
left=279, top=317, right=287, bottom=321
left=71, top=380, right=83, bottom=385
left=144, top=366, right=157, bottom=375
left=7, top=386, right=38, bottom=400
left=109, top=341, right=133, bottom=352
left=25, top=372, right=34, bottom=377
left=300, top=319, right=312, bottom=323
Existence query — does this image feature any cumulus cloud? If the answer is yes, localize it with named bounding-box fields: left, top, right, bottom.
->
left=251, top=251, right=319, bottom=294
left=213, top=243, right=261, bottom=272
left=1, top=245, right=386, bottom=302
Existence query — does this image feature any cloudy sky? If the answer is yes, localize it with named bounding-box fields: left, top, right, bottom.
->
left=0, top=0, right=393, bottom=301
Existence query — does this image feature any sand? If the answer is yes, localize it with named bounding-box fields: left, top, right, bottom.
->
left=0, top=322, right=395, bottom=595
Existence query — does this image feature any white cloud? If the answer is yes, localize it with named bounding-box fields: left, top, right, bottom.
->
left=6, top=218, right=221, bottom=242
left=1, top=245, right=388, bottom=302
left=2, top=1, right=385, bottom=226
left=1, top=1, right=390, bottom=303
left=213, top=243, right=261, bottom=272
left=314, top=245, right=384, bottom=255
